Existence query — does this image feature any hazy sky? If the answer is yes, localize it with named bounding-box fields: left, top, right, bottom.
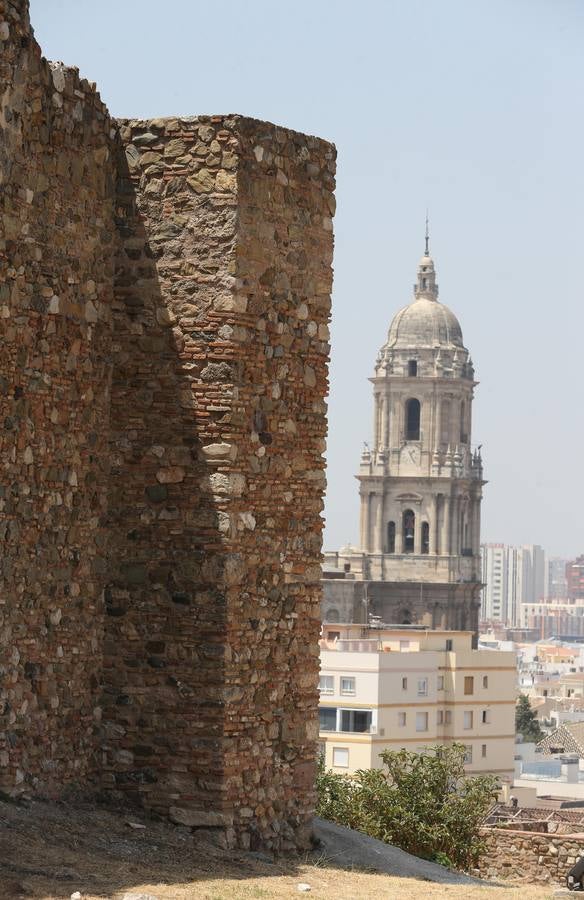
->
left=30, top=0, right=584, bottom=558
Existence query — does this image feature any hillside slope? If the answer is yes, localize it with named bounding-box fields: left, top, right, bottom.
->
left=0, top=797, right=556, bottom=899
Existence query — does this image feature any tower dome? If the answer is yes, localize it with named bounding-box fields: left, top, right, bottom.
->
left=387, top=297, right=464, bottom=350
left=386, top=252, right=464, bottom=350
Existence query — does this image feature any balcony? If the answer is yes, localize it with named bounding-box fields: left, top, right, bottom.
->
left=319, top=706, right=374, bottom=734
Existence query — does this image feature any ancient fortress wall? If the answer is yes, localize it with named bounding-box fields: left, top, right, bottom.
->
left=477, top=827, right=584, bottom=884
left=0, top=0, right=336, bottom=850
left=0, top=0, right=115, bottom=791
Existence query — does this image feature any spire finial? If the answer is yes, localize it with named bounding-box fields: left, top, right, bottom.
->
left=424, top=210, right=430, bottom=256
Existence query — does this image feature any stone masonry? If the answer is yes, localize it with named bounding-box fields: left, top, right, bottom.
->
left=0, top=0, right=336, bottom=850
left=477, top=827, right=584, bottom=885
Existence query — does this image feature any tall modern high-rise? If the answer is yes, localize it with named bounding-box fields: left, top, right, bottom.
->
left=567, top=556, right=584, bottom=601
left=323, top=234, right=485, bottom=636
left=480, top=544, right=508, bottom=621
left=547, top=557, right=569, bottom=600
left=481, top=543, right=546, bottom=626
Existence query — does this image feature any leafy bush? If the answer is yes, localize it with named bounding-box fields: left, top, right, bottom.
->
left=316, top=743, right=498, bottom=870
left=515, top=693, right=543, bottom=743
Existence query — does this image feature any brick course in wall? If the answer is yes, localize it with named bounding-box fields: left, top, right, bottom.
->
left=0, top=0, right=336, bottom=850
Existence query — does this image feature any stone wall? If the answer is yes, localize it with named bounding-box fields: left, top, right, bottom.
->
left=0, top=0, right=336, bottom=850
left=0, top=0, right=114, bottom=793
left=477, top=827, right=584, bottom=884
left=101, top=117, right=335, bottom=848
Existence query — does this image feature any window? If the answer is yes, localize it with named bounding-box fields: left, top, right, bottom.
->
left=340, top=709, right=372, bottom=733
left=319, top=707, right=337, bottom=731
left=408, top=360, right=418, bottom=377
left=416, top=712, right=429, bottom=732
left=464, top=711, right=474, bottom=730
left=446, top=639, right=453, bottom=651
left=482, top=744, right=487, bottom=758
left=437, top=675, right=445, bottom=691
left=402, top=677, right=408, bottom=690
left=417, top=678, right=428, bottom=697
left=464, top=745, right=473, bottom=764
left=327, top=631, right=340, bottom=641
left=403, top=509, right=415, bottom=553
left=387, top=521, right=396, bottom=553
left=333, top=747, right=349, bottom=768
left=340, top=677, right=355, bottom=695
left=437, top=710, right=444, bottom=725
left=464, top=676, right=474, bottom=696
left=400, top=640, right=410, bottom=651
left=440, top=399, right=451, bottom=445
left=482, top=675, right=489, bottom=689
left=398, top=711, right=407, bottom=727
left=482, top=709, right=490, bottom=724
left=405, top=398, right=421, bottom=440
left=319, top=675, right=334, bottom=694
left=460, top=400, right=467, bottom=443
left=445, top=710, right=452, bottom=724
left=421, top=522, right=430, bottom=554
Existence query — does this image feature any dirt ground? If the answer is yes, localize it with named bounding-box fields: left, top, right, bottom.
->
left=0, top=797, right=560, bottom=900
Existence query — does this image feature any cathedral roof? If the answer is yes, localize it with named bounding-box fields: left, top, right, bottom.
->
left=387, top=296, right=464, bottom=350
left=386, top=248, right=465, bottom=350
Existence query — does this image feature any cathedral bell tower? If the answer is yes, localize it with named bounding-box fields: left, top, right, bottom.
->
left=323, top=230, right=485, bottom=636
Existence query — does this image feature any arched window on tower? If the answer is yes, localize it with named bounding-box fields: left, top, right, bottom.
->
left=421, top=522, right=430, bottom=554
left=441, top=399, right=451, bottom=445
left=403, top=509, right=415, bottom=553
left=460, top=400, right=468, bottom=443
left=405, top=398, right=421, bottom=440
left=387, top=521, right=396, bottom=553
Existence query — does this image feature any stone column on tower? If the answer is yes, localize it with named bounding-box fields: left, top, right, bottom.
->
left=442, top=493, right=451, bottom=556
left=432, top=495, right=440, bottom=555
left=374, top=494, right=384, bottom=553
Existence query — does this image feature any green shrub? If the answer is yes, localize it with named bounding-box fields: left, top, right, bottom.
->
left=316, top=743, right=498, bottom=870
left=515, top=693, right=544, bottom=743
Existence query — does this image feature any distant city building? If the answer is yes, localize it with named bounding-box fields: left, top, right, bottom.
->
left=481, top=544, right=508, bottom=622
left=323, top=234, right=484, bottom=636
left=567, top=556, right=584, bottom=602
left=318, top=624, right=516, bottom=781
left=480, top=543, right=546, bottom=626
left=522, top=600, right=584, bottom=639
left=547, top=557, right=569, bottom=600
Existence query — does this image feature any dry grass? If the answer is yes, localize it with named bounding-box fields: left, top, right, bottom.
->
left=101, top=869, right=558, bottom=900
left=0, top=797, right=559, bottom=900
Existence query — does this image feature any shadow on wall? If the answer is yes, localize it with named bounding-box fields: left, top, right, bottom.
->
left=99, top=134, right=228, bottom=823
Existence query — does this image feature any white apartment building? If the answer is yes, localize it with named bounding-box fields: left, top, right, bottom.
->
left=481, top=544, right=508, bottom=621
left=319, top=625, right=516, bottom=782
left=481, top=543, right=546, bottom=625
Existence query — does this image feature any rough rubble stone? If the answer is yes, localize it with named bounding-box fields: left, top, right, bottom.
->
left=0, top=0, right=335, bottom=852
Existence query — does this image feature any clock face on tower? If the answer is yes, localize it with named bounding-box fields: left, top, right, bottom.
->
left=403, top=444, right=420, bottom=467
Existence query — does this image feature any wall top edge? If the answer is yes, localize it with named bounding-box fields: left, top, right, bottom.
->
left=114, top=114, right=336, bottom=153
